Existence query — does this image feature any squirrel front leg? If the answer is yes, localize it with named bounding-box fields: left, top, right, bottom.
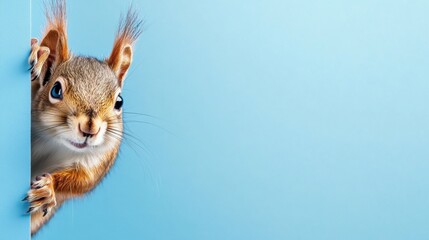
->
left=29, top=38, right=50, bottom=81
left=26, top=173, right=57, bottom=235
left=51, top=167, right=96, bottom=195
left=29, top=38, right=51, bottom=99
left=26, top=167, right=93, bottom=211
left=28, top=167, right=96, bottom=235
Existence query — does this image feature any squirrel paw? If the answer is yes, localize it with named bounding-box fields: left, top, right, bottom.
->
left=23, top=173, right=56, bottom=217
left=28, top=38, right=50, bottom=81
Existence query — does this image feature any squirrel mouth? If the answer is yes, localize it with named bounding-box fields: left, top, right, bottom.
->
left=68, top=140, right=88, bottom=149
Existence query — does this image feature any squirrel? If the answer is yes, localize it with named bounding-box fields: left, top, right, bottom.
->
left=24, top=0, right=142, bottom=235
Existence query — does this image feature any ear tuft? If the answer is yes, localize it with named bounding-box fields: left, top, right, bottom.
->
left=107, top=7, right=143, bottom=86
left=38, top=0, right=70, bottom=85
left=43, top=0, right=70, bottom=62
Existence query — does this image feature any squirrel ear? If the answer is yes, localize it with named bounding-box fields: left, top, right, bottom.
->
left=107, top=7, right=142, bottom=87
left=41, top=29, right=69, bottom=66
left=108, top=44, right=133, bottom=86
left=38, top=0, right=70, bottom=86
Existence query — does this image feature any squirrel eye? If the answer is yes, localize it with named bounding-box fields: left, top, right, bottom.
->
left=50, top=82, right=63, bottom=100
left=114, top=95, right=123, bottom=110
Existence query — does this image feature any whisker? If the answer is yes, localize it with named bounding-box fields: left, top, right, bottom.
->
left=123, top=111, right=160, bottom=119
left=106, top=128, right=153, bottom=156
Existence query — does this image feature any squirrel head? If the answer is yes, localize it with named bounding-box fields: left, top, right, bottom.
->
left=32, top=0, right=142, bottom=154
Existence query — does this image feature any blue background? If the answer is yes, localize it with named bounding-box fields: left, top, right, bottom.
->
left=28, top=0, right=429, bottom=239
left=0, top=0, right=30, bottom=239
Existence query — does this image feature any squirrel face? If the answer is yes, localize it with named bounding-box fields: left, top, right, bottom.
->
left=31, top=4, right=141, bottom=157
left=35, top=57, right=123, bottom=153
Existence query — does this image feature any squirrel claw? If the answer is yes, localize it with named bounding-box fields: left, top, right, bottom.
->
left=31, top=38, right=38, bottom=46
left=43, top=208, right=48, bottom=217
left=27, top=207, right=34, bottom=213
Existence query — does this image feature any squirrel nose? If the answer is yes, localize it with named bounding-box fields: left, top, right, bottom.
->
left=78, top=123, right=100, bottom=138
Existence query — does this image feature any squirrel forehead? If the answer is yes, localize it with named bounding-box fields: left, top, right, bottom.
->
left=53, top=57, right=120, bottom=111
left=56, top=56, right=119, bottom=92
left=57, top=56, right=118, bottom=85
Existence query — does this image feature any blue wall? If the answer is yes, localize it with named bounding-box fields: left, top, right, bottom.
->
left=30, top=0, right=429, bottom=239
left=0, top=0, right=30, bottom=239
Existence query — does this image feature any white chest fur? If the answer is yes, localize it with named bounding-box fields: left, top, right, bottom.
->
left=31, top=135, right=109, bottom=178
